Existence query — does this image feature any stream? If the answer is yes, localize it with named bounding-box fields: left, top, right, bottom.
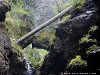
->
left=20, top=54, right=36, bottom=75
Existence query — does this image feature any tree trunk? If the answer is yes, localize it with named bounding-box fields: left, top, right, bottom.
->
left=17, top=5, right=74, bottom=45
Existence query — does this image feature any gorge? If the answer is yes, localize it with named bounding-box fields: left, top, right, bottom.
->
left=0, top=0, right=100, bottom=75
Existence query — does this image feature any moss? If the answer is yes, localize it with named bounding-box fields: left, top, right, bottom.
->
left=53, top=0, right=86, bottom=23
left=79, top=34, right=96, bottom=44
left=36, top=29, right=56, bottom=44
left=17, top=56, right=23, bottom=62
left=80, top=25, right=98, bottom=44
left=69, top=55, right=87, bottom=67
left=88, top=25, right=98, bottom=34
left=62, top=0, right=86, bottom=9
left=49, top=32, right=56, bottom=44
left=86, top=45, right=100, bottom=54
left=36, top=70, right=40, bottom=75
left=79, top=25, right=99, bottom=54
left=59, top=14, right=71, bottom=23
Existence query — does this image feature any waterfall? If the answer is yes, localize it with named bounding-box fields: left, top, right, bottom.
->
left=20, top=54, right=36, bottom=75
left=26, top=60, right=35, bottom=75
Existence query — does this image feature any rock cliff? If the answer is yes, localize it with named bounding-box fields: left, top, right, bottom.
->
left=0, top=2, right=26, bottom=75
left=40, top=0, right=100, bottom=75
left=0, top=32, right=26, bottom=75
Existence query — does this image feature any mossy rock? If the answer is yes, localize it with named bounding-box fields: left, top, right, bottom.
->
left=79, top=25, right=98, bottom=44
left=67, top=55, right=87, bottom=72
left=86, top=45, right=100, bottom=54
left=79, top=34, right=96, bottom=44
left=69, top=55, right=87, bottom=66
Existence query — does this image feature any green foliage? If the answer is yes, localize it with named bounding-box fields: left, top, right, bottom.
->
left=10, top=38, right=23, bottom=55
left=13, top=8, right=30, bottom=16
left=3, top=0, right=9, bottom=4
left=11, top=1, right=30, bottom=16
left=63, top=0, right=86, bottom=9
left=69, top=55, right=87, bottom=67
left=36, top=48, right=48, bottom=56
left=54, top=0, right=86, bottom=22
left=23, top=47, right=40, bottom=66
left=36, top=29, right=56, bottom=44
left=22, top=47, right=48, bottom=68
left=4, top=0, right=31, bottom=39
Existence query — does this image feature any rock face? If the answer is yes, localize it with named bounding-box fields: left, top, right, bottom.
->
left=0, top=32, right=26, bottom=75
left=40, top=0, right=100, bottom=75
left=0, top=2, right=26, bottom=75
left=0, top=2, right=11, bottom=22
left=87, top=49, right=100, bottom=73
left=0, top=33, right=9, bottom=74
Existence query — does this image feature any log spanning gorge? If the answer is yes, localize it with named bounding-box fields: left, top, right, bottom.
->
left=0, top=0, right=100, bottom=75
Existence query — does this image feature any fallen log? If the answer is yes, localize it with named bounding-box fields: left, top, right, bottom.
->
left=17, top=5, right=75, bottom=45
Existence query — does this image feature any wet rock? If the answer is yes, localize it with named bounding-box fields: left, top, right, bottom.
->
left=40, top=51, right=66, bottom=75
left=0, top=32, right=10, bottom=74
left=0, top=3, right=26, bottom=74
left=40, top=0, right=98, bottom=74
left=67, top=55, right=87, bottom=73
left=0, top=2, right=11, bottom=22
left=0, top=32, right=26, bottom=75
left=87, top=49, right=100, bottom=73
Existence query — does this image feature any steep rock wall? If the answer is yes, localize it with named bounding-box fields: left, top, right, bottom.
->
left=40, top=0, right=100, bottom=75
left=0, top=2, right=26, bottom=75
left=0, top=32, right=26, bottom=75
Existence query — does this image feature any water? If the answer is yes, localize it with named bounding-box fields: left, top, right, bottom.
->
left=25, top=59, right=34, bottom=75
left=20, top=54, right=35, bottom=75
